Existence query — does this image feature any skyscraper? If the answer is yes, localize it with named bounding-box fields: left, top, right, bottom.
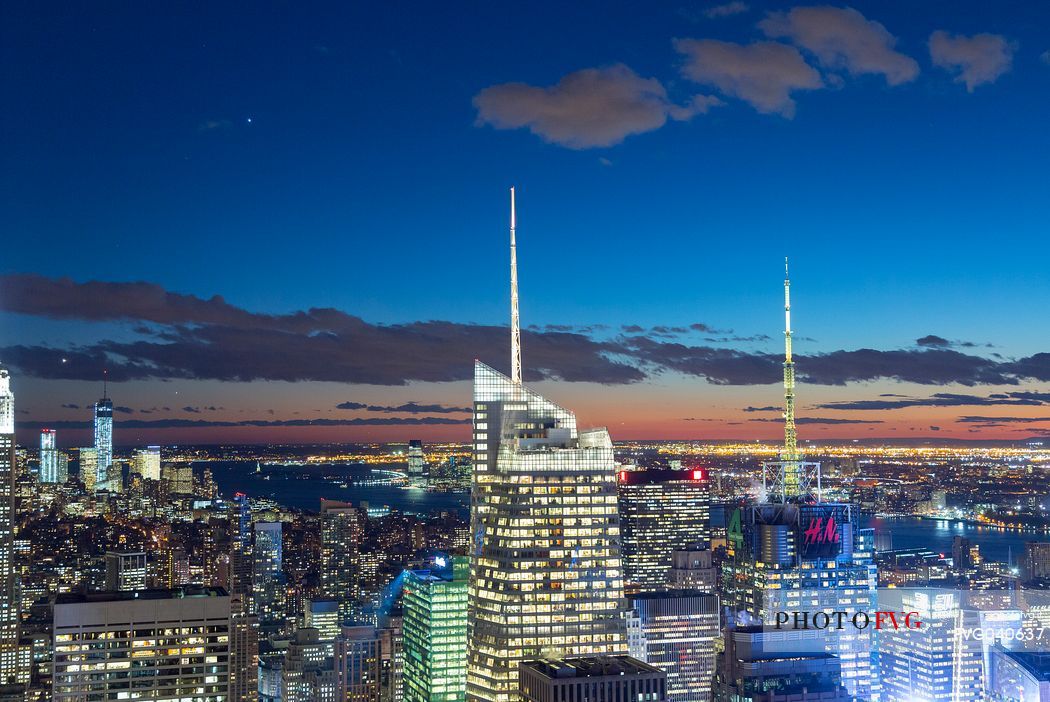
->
left=408, top=440, right=426, bottom=487
left=39, top=429, right=59, bottom=483
left=628, top=591, right=719, bottom=702
left=320, top=499, right=364, bottom=622
left=51, top=586, right=231, bottom=701
left=104, top=550, right=148, bottom=591
left=93, top=390, right=113, bottom=491
left=0, top=367, right=19, bottom=683
left=403, top=557, right=468, bottom=702
left=254, top=521, right=286, bottom=626
left=466, top=190, right=627, bottom=702
left=229, top=493, right=259, bottom=702
left=133, top=445, right=161, bottom=481
left=77, top=447, right=98, bottom=492
left=618, top=468, right=710, bottom=594
left=718, top=263, right=879, bottom=702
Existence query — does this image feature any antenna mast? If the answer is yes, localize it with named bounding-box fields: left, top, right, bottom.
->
left=509, top=187, right=522, bottom=384
left=783, top=257, right=797, bottom=463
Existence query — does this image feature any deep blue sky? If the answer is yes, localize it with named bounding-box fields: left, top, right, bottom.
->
left=2, top=1, right=1049, bottom=444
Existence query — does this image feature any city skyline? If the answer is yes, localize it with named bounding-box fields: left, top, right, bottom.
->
left=3, top=1, right=1050, bottom=444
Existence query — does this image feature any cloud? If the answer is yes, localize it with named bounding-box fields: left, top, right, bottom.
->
left=743, top=405, right=780, bottom=412
left=337, top=401, right=470, bottom=414
left=183, top=406, right=201, bottom=413
left=3, top=275, right=1050, bottom=390
left=113, top=406, right=134, bottom=414
left=473, top=64, right=720, bottom=149
left=759, top=6, right=918, bottom=86
left=751, top=416, right=883, bottom=425
left=1042, top=50, right=1050, bottom=66
left=929, top=31, right=1015, bottom=92
left=956, top=416, right=1050, bottom=424
left=817, top=391, right=1050, bottom=411
left=61, top=403, right=80, bottom=409
left=15, top=416, right=471, bottom=430
left=916, top=334, right=950, bottom=347
left=674, top=39, right=823, bottom=116
left=704, top=2, right=749, bottom=19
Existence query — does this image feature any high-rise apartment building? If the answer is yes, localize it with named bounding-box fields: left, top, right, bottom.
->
left=283, top=627, right=342, bottom=702
left=104, top=550, right=147, bottom=591
left=51, top=586, right=231, bottom=701
left=229, top=493, right=259, bottom=702
left=618, top=468, right=710, bottom=594
left=320, top=499, right=364, bottom=622
left=133, top=445, right=161, bottom=481
left=39, top=429, right=60, bottom=483
left=0, top=367, right=20, bottom=684
left=339, top=624, right=384, bottom=702
left=93, top=395, right=113, bottom=490
left=404, top=557, right=468, bottom=702
left=628, top=591, right=719, bottom=702
left=1023, top=541, right=1050, bottom=582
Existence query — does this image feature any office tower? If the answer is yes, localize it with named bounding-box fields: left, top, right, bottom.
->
left=880, top=590, right=983, bottom=702
left=986, top=647, right=1050, bottom=701
left=618, top=468, right=710, bottom=594
left=0, top=367, right=19, bottom=683
left=408, top=440, right=426, bottom=487
left=103, top=550, right=147, bottom=591
left=164, top=462, right=193, bottom=495
left=77, top=447, right=98, bottom=492
left=320, top=499, right=364, bottom=621
left=719, top=263, right=879, bottom=702
left=51, top=586, right=231, bottom=701
left=467, top=190, right=626, bottom=702
left=954, top=535, right=979, bottom=571
left=93, top=390, right=113, bottom=490
left=713, top=627, right=850, bottom=702
left=229, top=493, right=259, bottom=702
left=133, top=445, right=161, bottom=481
left=254, top=521, right=286, bottom=626
left=1023, top=541, right=1050, bottom=582
left=339, top=624, right=384, bottom=702
left=519, top=657, right=667, bottom=702
left=283, top=627, right=343, bottom=702
left=306, top=599, right=342, bottom=640
left=39, top=429, right=59, bottom=483
left=628, top=591, right=719, bottom=702
left=404, top=557, right=468, bottom=702
left=669, top=549, right=716, bottom=592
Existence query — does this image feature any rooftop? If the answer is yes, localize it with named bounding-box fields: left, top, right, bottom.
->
left=522, top=655, right=662, bottom=679
left=55, top=585, right=227, bottom=605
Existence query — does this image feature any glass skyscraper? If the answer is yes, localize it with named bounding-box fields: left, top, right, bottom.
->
left=404, top=556, right=468, bottom=702
left=320, top=499, right=365, bottom=622
left=40, top=429, right=59, bottom=483
left=466, top=361, right=627, bottom=702
left=253, top=521, right=286, bottom=627
left=93, top=396, right=113, bottom=490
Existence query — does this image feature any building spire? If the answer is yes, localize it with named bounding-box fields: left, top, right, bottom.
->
left=782, top=257, right=799, bottom=464
left=103, top=368, right=108, bottom=400
left=509, top=187, right=522, bottom=385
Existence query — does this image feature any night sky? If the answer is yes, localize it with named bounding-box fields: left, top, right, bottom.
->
left=2, top=1, right=1049, bottom=445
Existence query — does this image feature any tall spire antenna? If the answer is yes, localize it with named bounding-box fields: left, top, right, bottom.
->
left=509, top=187, right=522, bottom=385
left=103, top=369, right=108, bottom=400
left=782, top=257, right=798, bottom=464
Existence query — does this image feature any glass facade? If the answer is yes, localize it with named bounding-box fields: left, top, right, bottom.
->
left=253, top=522, right=286, bottom=626
left=404, top=557, right=468, bottom=702
left=467, top=361, right=627, bottom=702
left=618, top=469, right=710, bottom=594
left=40, top=429, right=60, bottom=483
left=93, top=397, right=113, bottom=489
left=628, top=591, right=719, bottom=702
left=320, top=499, right=365, bottom=622
left=0, top=367, right=19, bottom=682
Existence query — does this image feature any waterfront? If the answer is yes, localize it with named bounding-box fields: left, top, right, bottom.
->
left=208, top=461, right=1047, bottom=564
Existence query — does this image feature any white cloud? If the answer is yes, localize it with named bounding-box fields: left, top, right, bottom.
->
left=929, top=31, right=1015, bottom=92
left=760, top=6, right=918, bottom=86
left=473, top=64, right=720, bottom=149
left=704, top=2, right=749, bottom=19
left=674, top=39, right=823, bottom=117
